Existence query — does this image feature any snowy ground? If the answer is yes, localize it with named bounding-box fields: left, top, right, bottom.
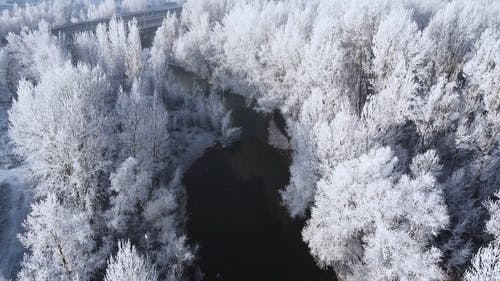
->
left=0, top=168, right=29, bottom=279
left=0, top=86, right=29, bottom=280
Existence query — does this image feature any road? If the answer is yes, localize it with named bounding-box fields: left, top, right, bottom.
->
left=51, top=3, right=182, bottom=36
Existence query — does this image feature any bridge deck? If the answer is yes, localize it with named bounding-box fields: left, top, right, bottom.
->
left=51, top=4, right=182, bottom=36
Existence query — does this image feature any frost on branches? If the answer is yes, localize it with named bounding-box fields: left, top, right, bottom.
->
left=104, top=240, right=157, bottom=281
left=174, top=0, right=500, bottom=279
left=303, top=148, right=447, bottom=280
left=2, top=0, right=500, bottom=280
left=5, top=7, right=236, bottom=281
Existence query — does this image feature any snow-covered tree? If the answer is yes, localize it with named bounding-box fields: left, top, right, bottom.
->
left=464, top=192, right=500, bottom=280
left=107, top=157, right=151, bottom=236
left=194, top=91, right=241, bottom=148
left=80, top=17, right=129, bottom=82
left=0, top=0, right=117, bottom=40
left=121, top=0, right=148, bottom=13
left=4, top=0, right=500, bottom=280
left=18, top=194, right=100, bottom=281
left=104, top=240, right=157, bottom=281
left=353, top=226, right=444, bottom=281
left=440, top=14, right=500, bottom=272
left=73, top=31, right=101, bottom=68
left=125, top=19, right=144, bottom=84
left=87, top=0, right=116, bottom=20
left=142, top=170, right=195, bottom=280
left=108, top=17, right=128, bottom=81
left=419, top=0, right=491, bottom=81
left=116, top=79, right=170, bottom=174
left=464, top=242, right=500, bottom=281
left=303, top=148, right=448, bottom=280
left=171, top=1, right=500, bottom=277
left=4, top=22, right=68, bottom=89
left=9, top=63, right=113, bottom=209
left=459, top=27, right=500, bottom=198
left=74, top=18, right=147, bottom=89
left=370, top=7, right=420, bottom=133
left=175, top=0, right=230, bottom=77
left=150, top=13, right=179, bottom=87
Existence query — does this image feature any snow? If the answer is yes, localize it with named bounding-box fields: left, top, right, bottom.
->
left=267, top=119, right=289, bottom=150
left=0, top=86, right=29, bottom=280
left=0, top=167, right=29, bottom=280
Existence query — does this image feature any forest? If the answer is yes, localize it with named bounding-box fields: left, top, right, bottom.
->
left=0, top=0, right=499, bottom=280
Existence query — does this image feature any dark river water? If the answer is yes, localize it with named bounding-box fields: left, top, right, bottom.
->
left=183, top=92, right=336, bottom=281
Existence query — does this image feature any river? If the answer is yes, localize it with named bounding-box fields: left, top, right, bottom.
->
left=182, top=88, right=336, bottom=281
left=0, top=63, right=337, bottom=281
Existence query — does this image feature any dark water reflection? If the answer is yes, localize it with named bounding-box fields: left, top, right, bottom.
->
left=183, top=94, right=336, bottom=281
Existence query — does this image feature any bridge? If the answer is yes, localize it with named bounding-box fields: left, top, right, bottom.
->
left=51, top=3, right=182, bottom=36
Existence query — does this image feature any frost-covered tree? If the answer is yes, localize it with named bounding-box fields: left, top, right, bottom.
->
left=371, top=7, right=419, bottom=131
left=9, top=62, right=113, bottom=209
left=109, top=82, right=199, bottom=281
left=108, top=160, right=194, bottom=280
left=459, top=27, right=500, bottom=198
left=107, top=17, right=128, bottom=81
left=107, top=157, right=151, bottom=236
left=104, top=240, right=157, bottom=281
left=4, top=0, right=500, bottom=280
left=77, top=17, right=129, bottom=82
left=0, top=0, right=118, bottom=40
left=193, top=90, right=241, bottom=148
left=4, top=22, right=68, bottom=90
left=150, top=13, right=179, bottom=88
left=303, top=148, right=448, bottom=280
left=74, top=18, right=146, bottom=89
left=438, top=12, right=500, bottom=272
left=122, top=0, right=148, bottom=13
left=9, top=61, right=115, bottom=281
left=282, top=100, right=367, bottom=217
left=464, top=242, right=500, bottom=281
left=464, top=192, right=500, bottom=280
left=172, top=1, right=500, bottom=277
left=2, top=2, right=243, bottom=281
left=418, top=1, right=491, bottom=81
left=116, top=79, right=170, bottom=174
left=87, top=0, right=116, bottom=20
left=354, top=227, right=444, bottom=281
left=175, top=0, right=230, bottom=77
left=73, top=31, right=101, bottom=68
left=142, top=170, right=195, bottom=280
left=125, top=19, right=144, bottom=84
left=18, top=194, right=100, bottom=281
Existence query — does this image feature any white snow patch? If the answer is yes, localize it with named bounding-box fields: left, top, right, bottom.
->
left=268, top=119, right=290, bottom=150
left=0, top=86, right=29, bottom=280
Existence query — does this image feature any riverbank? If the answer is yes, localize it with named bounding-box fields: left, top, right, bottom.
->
left=0, top=86, right=29, bottom=280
